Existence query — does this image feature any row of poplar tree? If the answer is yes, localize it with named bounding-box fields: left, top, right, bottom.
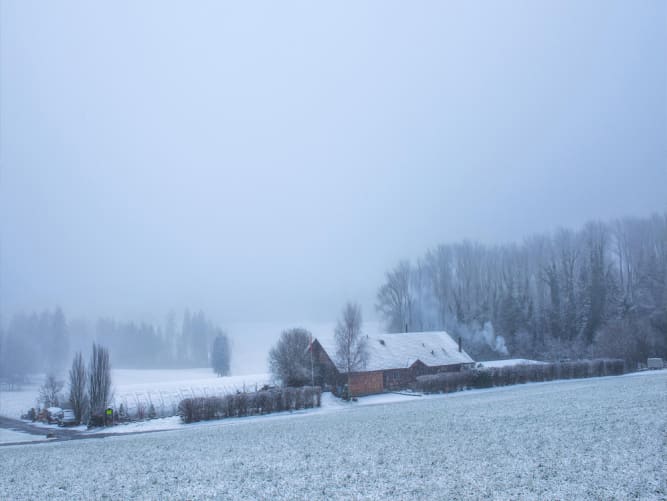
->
left=32, top=344, right=112, bottom=425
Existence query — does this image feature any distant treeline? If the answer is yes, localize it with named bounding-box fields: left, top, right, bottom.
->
left=0, top=308, right=69, bottom=381
left=376, top=213, right=667, bottom=364
left=0, top=309, right=230, bottom=382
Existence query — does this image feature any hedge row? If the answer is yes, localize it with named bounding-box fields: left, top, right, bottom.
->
left=178, top=386, right=322, bottom=423
left=415, top=359, right=625, bottom=394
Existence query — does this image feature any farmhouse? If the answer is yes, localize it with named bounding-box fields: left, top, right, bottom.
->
left=312, top=331, right=475, bottom=396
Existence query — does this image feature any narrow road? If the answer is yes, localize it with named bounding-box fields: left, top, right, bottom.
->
left=0, top=415, right=80, bottom=440
left=0, top=415, right=181, bottom=446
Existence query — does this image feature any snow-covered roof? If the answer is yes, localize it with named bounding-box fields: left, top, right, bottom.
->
left=316, top=331, right=474, bottom=373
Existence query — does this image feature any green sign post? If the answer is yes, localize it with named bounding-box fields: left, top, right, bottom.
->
left=105, top=408, right=113, bottom=426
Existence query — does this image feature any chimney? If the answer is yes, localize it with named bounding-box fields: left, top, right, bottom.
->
left=458, top=337, right=462, bottom=353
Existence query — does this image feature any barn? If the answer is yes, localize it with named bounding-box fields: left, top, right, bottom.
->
left=312, top=331, right=475, bottom=397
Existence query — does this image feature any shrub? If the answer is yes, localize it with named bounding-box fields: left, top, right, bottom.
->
left=178, top=386, right=322, bottom=423
left=415, top=359, right=625, bottom=394
left=414, top=371, right=471, bottom=394
left=283, top=387, right=296, bottom=410
left=256, top=390, right=272, bottom=414
left=471, top=369, right=493, bottom=388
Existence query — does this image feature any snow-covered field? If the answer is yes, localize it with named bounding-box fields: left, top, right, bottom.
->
left=1, top=371, right=665, bottom=500
left=0, top=369, right=270, bottom=419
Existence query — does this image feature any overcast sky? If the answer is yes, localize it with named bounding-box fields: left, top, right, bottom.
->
left=1, top=1, right=665, bottom=326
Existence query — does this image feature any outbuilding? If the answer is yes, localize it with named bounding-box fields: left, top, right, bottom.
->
left=312, top=331, right=475, bottom=397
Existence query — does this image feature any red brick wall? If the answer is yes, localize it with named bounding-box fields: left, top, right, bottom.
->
left=349, top=365, right=466, bottom=395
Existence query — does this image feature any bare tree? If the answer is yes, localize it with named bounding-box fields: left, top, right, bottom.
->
left=372, top=212, right=667, bottom=363
left=68, top=351, right=88, bottom=424
left=334, top=302, right=368, bottom=375
left=39, top=374, right=64, bottom=408
left=268, top=328, right=312, bottom=387
left=424, top=245, right=454, bottom=328
left=88, top=343, right=112, bottom=418
left=376, top=261, right=414, bottom=332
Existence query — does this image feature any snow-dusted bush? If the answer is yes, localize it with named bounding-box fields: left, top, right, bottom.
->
left=178, top=386, right=322, bottom=423
left=415, top=359, right=625, bottom=394
left=177, top=396, right=228, bottom=422
left=234, top=392, right=249, bottom=417
left=302, top=386, right=321, bottom=408
left=414, top=371, right=472, bottom=394
left=255, top=390, right=272, bottom=414
left=470, top=369, right=493, bottom=388
left=283, top=387, right=297, bottom=410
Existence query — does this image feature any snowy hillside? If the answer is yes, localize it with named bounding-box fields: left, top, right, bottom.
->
left=0, top=371, right=664, bottom=500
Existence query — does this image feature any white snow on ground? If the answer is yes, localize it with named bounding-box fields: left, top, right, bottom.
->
left=112, top=368, right=268, bottom=389
left=0, top=380, right=41, bottom=419
left=0, top=369, right=270, bottom=419
left=28, top=422, right=87, bottom=432
left=623, top=368, right=667, bottom=377
left=477, top=358, right=546, bottom=368
left=99, top=415, right=183, bottom=434
left=76, top=391, right=424, bottom=435
left=0, top=371, right=665, bottom=500
left=0, top=429, right=46, bottom=445
left=111, top=370, right=271, bottom=418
